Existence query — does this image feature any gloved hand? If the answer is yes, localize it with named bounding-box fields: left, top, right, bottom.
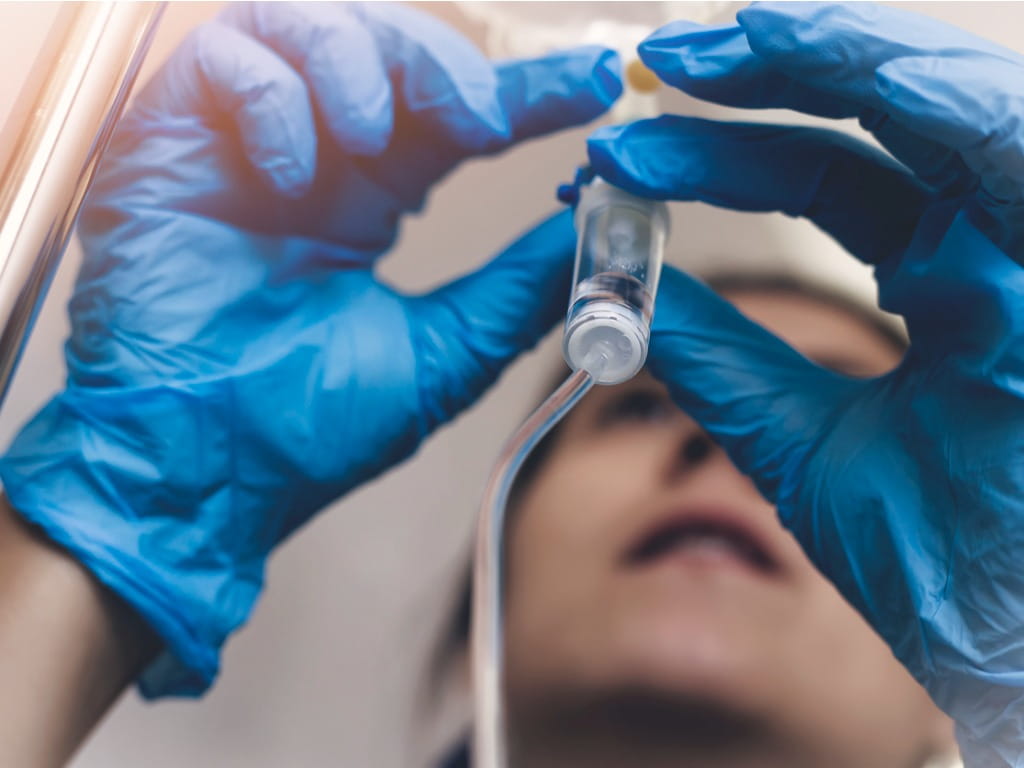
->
left=586, top=3, right=1024, bottom=765
left=0, top=2, right=621, bottom=697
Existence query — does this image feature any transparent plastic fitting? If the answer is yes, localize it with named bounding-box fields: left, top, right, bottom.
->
left=563, top=179, right=669, bottom=385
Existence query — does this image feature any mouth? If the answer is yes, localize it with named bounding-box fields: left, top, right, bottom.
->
left=624, top=509, right=779, bottom=576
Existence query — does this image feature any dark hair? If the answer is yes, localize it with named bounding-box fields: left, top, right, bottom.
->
left=431, top=271, right=908, bottom=679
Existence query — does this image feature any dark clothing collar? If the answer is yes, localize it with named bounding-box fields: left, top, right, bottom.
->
left=439, top=740, right=469, bottom=768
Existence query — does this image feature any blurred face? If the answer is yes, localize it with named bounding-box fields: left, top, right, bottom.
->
left=503, top=290, right=954, bottom=768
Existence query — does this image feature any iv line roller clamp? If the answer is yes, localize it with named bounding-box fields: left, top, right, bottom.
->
left=472, top=177, right=669, bottom=768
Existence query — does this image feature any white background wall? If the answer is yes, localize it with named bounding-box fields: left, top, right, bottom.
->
left=0, top=2, right=1020, bottom=767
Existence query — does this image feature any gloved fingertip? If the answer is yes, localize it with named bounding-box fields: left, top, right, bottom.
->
left=733, top=3, right=762, bottom=31
left=591, top=47, right=625, bottom=108
left=555, top=165, right=597, bottom=206
left=638, top=19, right=707, bottom=64
left=586, top=140, right=627, bottom=190
left=585, top=122, right=618, bottom=158
left=586, top=123, right=663, bottom=198
left=539, top=44, right=624, bottom=105
left=556, top=183, right=579, bottom=206
left=639, top=20, right=758, bottom=93
left=635, top=37, right=680, bottom=85
left=495, top=46, right=620, bottom=144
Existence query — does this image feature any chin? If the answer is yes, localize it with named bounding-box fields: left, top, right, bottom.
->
left=506, top=682, right=821, bottom=768
left=600, top=591, right=779, bottom=713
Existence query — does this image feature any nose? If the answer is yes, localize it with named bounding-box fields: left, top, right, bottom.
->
left=664, top=424, right=765, bottom=502
left=679, top=429, right=714, bottom=468
left=666, top=425, right=717, bottom=479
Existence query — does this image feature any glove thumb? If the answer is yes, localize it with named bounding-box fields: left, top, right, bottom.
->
left=406, top=210, right=576, bottom=432
left=648, top=267, right=856, bottom=505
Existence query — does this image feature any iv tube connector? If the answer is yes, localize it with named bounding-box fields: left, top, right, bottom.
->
left=563, top=179, right=669, bottom=386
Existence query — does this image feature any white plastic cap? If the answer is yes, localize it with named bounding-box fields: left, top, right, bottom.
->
left=563, top=300, right=649, bottom=386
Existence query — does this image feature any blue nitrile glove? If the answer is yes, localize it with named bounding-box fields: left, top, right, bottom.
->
left=586, top=3, right=1024, bottom=765
left=0, top=2, right=621, bottom=698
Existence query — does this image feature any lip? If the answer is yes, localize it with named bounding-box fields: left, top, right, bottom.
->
left=623, top=505, right=783, bottom=577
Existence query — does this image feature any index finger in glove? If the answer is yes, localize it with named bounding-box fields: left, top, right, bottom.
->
left=587, top=116, right=929, bottom=267
left=637, top=18, right=860, bottom=119
left=735, top=3, right=1020, bottom=108
left=353, top=2, right=621, bottom=154
left=493, top=46, right=622, bottom=148
left=228, top=1, right=623, bottom=159
left=636, top=13, right=970, bottom=193
left=736, top=3, right=1024, bottom=189
left=638, top=3, right=1024, bottom=197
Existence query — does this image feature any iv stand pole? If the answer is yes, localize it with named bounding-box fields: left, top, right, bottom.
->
left=0, top=1, right=164, bottom=407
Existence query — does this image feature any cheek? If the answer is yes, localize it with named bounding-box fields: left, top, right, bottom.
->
left=507, top=438, right=665, bottom=588
left=503, top=440, right=665, bottom=678
left=787, top=563, right=938, bottom=713
left=751, top=534, right=947, bottom=754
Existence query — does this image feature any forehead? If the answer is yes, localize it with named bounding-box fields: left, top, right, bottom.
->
left=724, top=289, right=902, bottom=378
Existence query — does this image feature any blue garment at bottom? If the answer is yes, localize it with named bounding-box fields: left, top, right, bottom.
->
left=439, top=740, right=469, bottom=768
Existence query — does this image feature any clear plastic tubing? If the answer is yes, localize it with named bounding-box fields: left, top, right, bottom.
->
left=471, top=180, right=669, bottom=768
left=471, top=353, right=603, bottom=768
